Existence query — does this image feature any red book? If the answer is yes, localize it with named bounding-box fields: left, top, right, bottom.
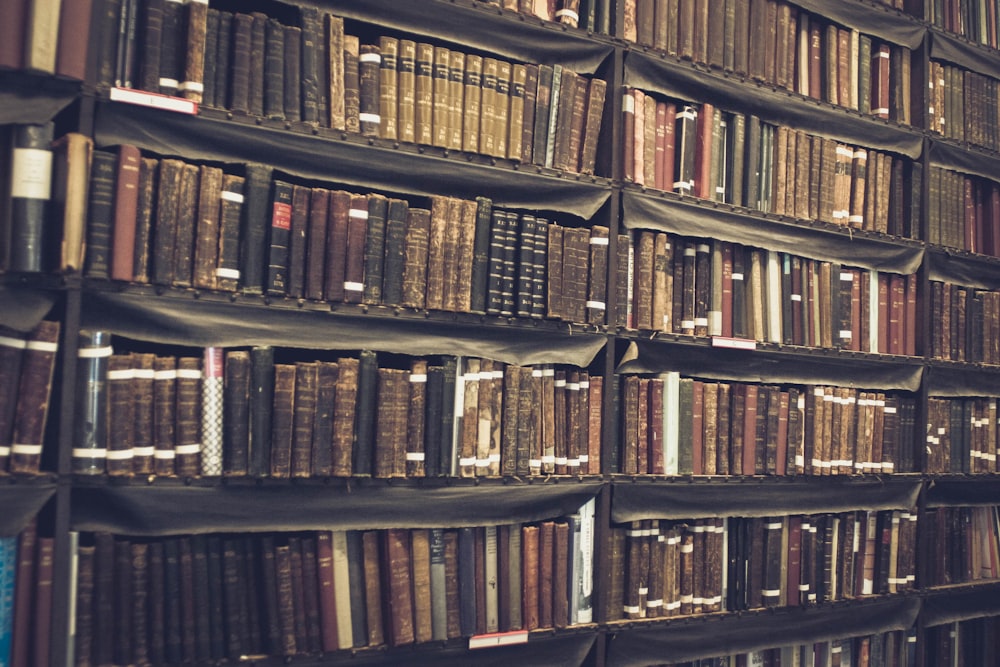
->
left=850, top=269, right=862, bottom=353
left=786, top=517, right=802, bottom=606
left=877, top=274, right=889, bottom=354
left=904, top=273, right=917, bottom=357
left=721, top=242, right=733, bottom=338
left=694, top=103, right=714, bottom=199
left=649, top=378, right=664, bottom=474
left=991, top=184, right=1000, bottom=257
left=662, top=102, right=677, bottom=193
left=111, top=145, right=142, bottom=281
left=776, top=391, right=789, bottom=475
left=888, top=275, right=904, bottom=355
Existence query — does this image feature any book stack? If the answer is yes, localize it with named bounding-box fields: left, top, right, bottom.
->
left=0, top=521, right=53, bottom=667
left=929, top=62, right=1000, bottom=153
left=922, top=506, right=1000, bottom=587
left=0, top=321, right=60, bottom=475
left=73, top=505, right=595, bottom=662
left=605, top=509, right=918, bottom=622
left=83, top=146, right=611, bottom=324
left=71, top=342, right=603, bottom=479
left=928, top=281, right=1000, bottom=364
left=97, top=4, right=607, bottom=174
left=619, top=374, right=917, bottom=476
left=657, top=628, right=918, bottom=667
left=927, top=166, right=1000, bottom=256
left=622, top=91, right=915, bottom=235
left=927, top=0, right=1000, bottom=49
left=925, top=397, right=1000, bottom=474
left=620, top=232, right=919, bottom=355
left=623, top=0, right=911, bottom=123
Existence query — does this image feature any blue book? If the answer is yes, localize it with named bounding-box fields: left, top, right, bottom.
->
left=0, top=535, right=17, bottom=667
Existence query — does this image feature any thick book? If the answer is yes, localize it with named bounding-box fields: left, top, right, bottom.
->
left=192, top=165, right=223, bottom=290
left=9, top=123, right=55, bottom=272
left=307, top=189, right=331, bottom=300
left=265, top=180, right=294, bottom=296
left=362, top=194, right=388, bottom=305
left=49, top=133, right=93, bottom=274
left=286, top=184, right=310, bottom=298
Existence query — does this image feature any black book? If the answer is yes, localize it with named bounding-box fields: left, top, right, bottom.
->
left=500, top=211, right=519, bottom=316
left=9, top=123, right=55, bottom=272
left=249, top=346, right=275, bottom=478
left=516, top=214, right=537, bottom=318
left=265, top=180, right=293, bottom=296
left=159, top=0, right=182, bottom=95
left=239, top=164, right=274, bottom=294
left=206, top=536, right=226, bottom=660
left=382, top=198, right=409, bottom=306
left=731, top=245, right=747, bottom=338
left=457, top=527, right=477, bottom=636
left=363, top=194, right=388, bottom=305
left=223, top=350, right=251, bottom=476
left=486, top=210, right=506, bottom=315
left=424, top=365, right=445, bottom=477
left=353, top=350, right=378, bottom=475
left=469, top=196, right=493, bottom=314
left=202, top=10, right=219, bottom=108
left=346, top=532, right=369, bottom=647
left=532, top=218, right=549, bottom=319
left=249, top=13, right=267, bottom=116
left=214, top=11, right=232, bottom=110
left=440, top=357, right=458, bottom=475
left=256, top=536, right=282, bottom=654
left=299, top=6, right=322, bottom=124
left=263, top=18, right=285, bottom=120
left=163, top=538, right=183, bottom=664
left=190, top=536, right=212, bottom=660
left=229, top=13, right=252, bottom=113
left=84, top=150, right=117, bottom=279
left=282, top=26, right=302, bottom=122
left=311, top=361, right=337, bottom=477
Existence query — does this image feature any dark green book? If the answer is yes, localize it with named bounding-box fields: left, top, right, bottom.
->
left=469, top=196, right=493, bottom=314
left=362, top=194, right=388, bottom=305
left=239, top=164, right=274, bottom=294
left=381, top=198, right=409, bottom=306
left=265, top=180, right=293, bottom=296
left=352, top=350, right=378, bottom=475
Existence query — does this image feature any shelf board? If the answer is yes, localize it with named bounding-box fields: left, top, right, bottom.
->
left=69, top=475, right=602, bottom=535
left=78, top=281, right=608, bottom=367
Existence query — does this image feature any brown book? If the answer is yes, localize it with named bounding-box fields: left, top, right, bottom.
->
left=425, top=196, right=449, bottom=311
left=180, top=0, right=208, bottom=102
left=508, top=64, right=526, bottom=161
left=170, top=164, right=199, bottom=287
left=326, top=15, right=346, bottom=130
left=323, top=190, right=350, bottom=301
left=431, top=47, right=451, bottom=148
left=343, top=36, right=361, bottom=133
left=521, top=64, right=539, bottom=164
left=480, top=57, right=499, bottom=156
left=382, top=529, right=415, bottom=645
left=522, top=525, right=540, bottom=629
left=269, top=364, right=295, bottom=478
left=379, top=37, right=399, bottom=141
left=580, top=78, right=607, bottom=175
left=290, top=362, right=318, bottom=478
left=189, top=165, right=223, bottom=290
left=395, top=39, right=416, bottom=143
left=413, top=42, right=434, bottom=145
left=153, top=356, right=177, bottom=477
left=448, top=51, right=466, bottom=152
left=401, top=207, right=431, bottom=309
left=285, top=184, right=310, bottom=299
left=331, top=357, right=358, bottom=476
left=106, top=354, right=136, bottom=476
left=461, top=54, right=484, bottom=153
left=172, top=357, right=201, bottom=477
left=343, top=194, right=368, bottom=303
left=8, top=321, right=60, bottom=474
left=552, top=69, right=580, bottom=172
left=553, top=521, right=570, bottom=627
left=358, top=44, right=382, bottom=137
left=362, top=531, right=385, bottom=646
left=273, top=544, right=297, bottom=655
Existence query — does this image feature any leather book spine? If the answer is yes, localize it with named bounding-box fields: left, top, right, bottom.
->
left=215, top=174, right=245, bottom=292
left=180, top=0, right=208, bottom=103
left=423, top=366, right=444, bottom=477
left=297, top=7, right=321, bottom=124
left=168, top=163, right=199, bottom=287
left=310, top=361, right=337, bottom=477
left=353, top=350, right=378, bottom=476
left=316, top=533, right=339, bottom=651
left=383, top=529, right=416, bottom=645
left=247, top=346, right=274, bottom=478
left=284, top=184, right=310, bottom=299
left=8, top=123, right=54, bottom=273
left=580, top=78, right=606, bottom=175
left=382, top=198, right=410, bottom=306
left=532, top=65, right=553, bottom=166
left=454, top=199, right=478, bottom=313
left=301, top=537, right=323, bottom=652
left=396, top=39, right=416, bottom=143
left=358, top=44, right=382, bottom=137
left=290, top=362, right=318, bottom=478
left=273, top=544, right=296, bottom=655
left=468, top=197, right=494, bottom=314
left=326, top=14, right=346, bottom=130
left=530, top=218, right=548, bottom=319
left=551, top=68, right=577, bottom=170
left=479, top=57, right=498, bottom=156
left=6, top=320, right=59, bottom=473
left=237, top=163, right=273, bottom=295
left=378, top=37, right=399, bottom=141
left=229, top=13, right=253, bottom=113
left=516, top=214, right=537, bottom=317
left=269, top=364, right=295, bottom=478
left=462, top=54, right=483, bottom=153
left=449, top=51, right=467, bottom=152
left=173, top=357, right=202, bottom=477
left=413, top=42, right=433, bottom=144
left=424, top=196, right=448, bottom=310
left=401, top=207, right=431, bottom=309
left=343, top=194, right=368, bottom=304
left=68, top=330, right=108, bottom=475
left=152, top=356, right=177, bottom=477
left=105, top=353, right=136, bottom=476
left=192, top=165, right=223, bottom=290
left=331, top=357, right=358, bottom=476
left=521, top=64, right=539, bottom=164
left=222, top=350, right=250, bottom=476
left=126, top=353, right=155, bottom=475
left=324, top=190, right=350, bottom=302
left=356, top=531, right=382, bottom=646
left=47, top=133, right=91, bottom=274
left=406, top=360, right=428, bottom=477
left=486, top=210, right=506, bottom=315
left=265, top=180, right=293, bottom=296
left=157, top=0, right=184, bottom=96
left=508, top=63, right=526, bottom=161
left=362, top=194, right=388, bottom=305
left=263, top=19, right=285, bottom=120
left=342, top=35, right=361, bottom=133
left=210, top=11, right=231, bottom=110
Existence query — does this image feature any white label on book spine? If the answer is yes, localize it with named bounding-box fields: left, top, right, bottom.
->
left=215, top=268, right=240, bottom=279
left=732, top=272, right=744, bottom=281
left=77, top=345, right=112, bottom=358
left=458, top=457, right=476, bottom=467
left=555, top=457, right=568, bottom=465
left=344, top=281, right=364, bottom=292
left=107, top=369, right=135, bottom=380
left=405, top=452, right=425, bottom=461
left=105, top=449, right=134, bottom=460
left=622, top=94, right=635, bottom=113
left=177, top=81, right=204, bottom=94
left=590, top=235, right=609, bottom=246
left=409, top=373, right=427, bottom=383
left=25, top=340, right=58, bottom=352
left=154, top=370, right=178, bottom=380
left=529, top=458, right=541, bottom=468
left=133, top=447, right=154, bottom=457
left=175, top=444, right=201, bottom=455
left=158, top=77, right=180, bottom=89
left=359, top=112, right=381, bottom=124
left=11, top=151, right=59, bottom=201
left=73, top=448, right=106, bottom=458
left=349, top=208, right=368, bottom=220
left=176, top=369, right=202, bottom=380
left=586, top=300, right=606, bottom=310
left=555, top=9, right=579, bottom=20
left=359, top=53, right=382, bottom=64
left=623, top=604, right=640, bottom=614
left=221, top=190, right=244, bottom=203
left=154, top=450, right=176, bottom=459
left=761, top=589, right=780, bottom=598
left=0, top=336, right=26, bottom=350
left=10, top=444, right=42, bottom=455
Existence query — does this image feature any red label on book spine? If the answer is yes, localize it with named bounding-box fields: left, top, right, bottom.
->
left=272, top=202, right=292, bottom=230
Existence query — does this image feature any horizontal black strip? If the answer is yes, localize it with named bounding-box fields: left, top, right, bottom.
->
left=0, top=481, right=57, bottom=537
left=926, top=362, right=1000, bottom=398
left=791, top=0, right=925, bottom=49
left=930, top=28, right=1000, bottom=80
left=925, top=477, right=1000, bottom=507
left=928, top=139, right=1000, bottom=183
left=0, top=71, right=80, bottom=124
left=921, top=583, right=1000, bottom=627
left=0, top=283, right=61, bottom=333
left=926, top=248, right=1000, bottom=290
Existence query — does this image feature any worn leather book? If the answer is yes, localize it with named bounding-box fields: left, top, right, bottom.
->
left=189, top=165, right=222, bottom=290
left=309, top=361, right=337, bottom=477
left=166, top=163, right=198, bottom=287
left=400, top=207, right=431, bottom=309
left=381, top=529, right=415, bottom=645
left=321, top=190, right=349, bottom=302
left=104, top=354, right=135, bottom=476
left=284, top=184, right=309, bottom=299
left=412, top=42, right=433, bottom=144
left=448, top=51, right=467, bottom=152
left=129, top=157, right=158, bottom=282
left=48, top=133, right=92, bottom=274
left=532, top=65, right=554, bottom=166
left=219, top=350, right=250, bottom=476
left=262, top=18, right=285, bottom=119
left=343, top=36, right=361, bottom=133
left=342, top=194, right=367, bottom=303
left=228, top=13, right=253, bottom=113
left=376, top=37, right=399, bottom=141
left=579, top=78, right=606, bottom=175
left=267, top=364, right=295, bottom=479
left=329, top=356, right=356, bottom=477
left=289, top=362, right=317, bottom=478
left=380, top=198, right=409, bottom=306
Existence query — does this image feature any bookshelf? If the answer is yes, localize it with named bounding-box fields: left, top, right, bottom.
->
left=4, top=0, right=1000, bottom=665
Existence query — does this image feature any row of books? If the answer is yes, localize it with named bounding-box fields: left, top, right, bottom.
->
left=623, top=92, right=915, bottom=237
left=74, top=511, right=595, bottom=664
left=925, top=616, right=1000, bottom=667
left=606, top=510, right=918, bottom=622
left=927, top=166, right=1000, bottom=258
left=623, top=232, right=920, bottom=356
left=623, top=0, right=912, bottom=123
left=100, top=3, right=606, bottom=173
left=928, top=281, right=1000, bottom=365
left=928, top=0, right=1000, bottom=49
left=619, top=375, right=918, bottom=476
left=487, top=0, right=610, bottom=32
left=922, top=506, right=1000, bottom=587
left=658, top=629, right=918, bottom=667
left=0, top=0, right=90, bottom=78
left=83, top=146, right=610, bottom=323
left=0, top=321, right=59, bottom=475
left=0, top=521, right=53, bottom=667
left=72, top=342, right=603, bottom=479
left=929, top=61, right=1000, bottom=153
left=926, top=398, right=1000, bottom=475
